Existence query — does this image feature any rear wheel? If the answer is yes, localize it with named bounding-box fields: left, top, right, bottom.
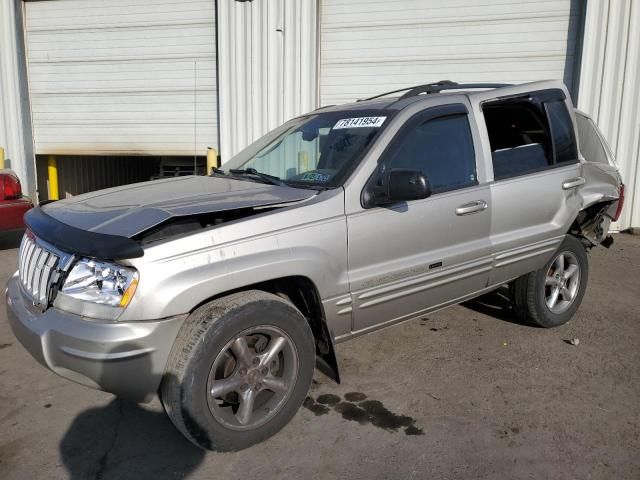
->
left=160, top=290, right=315, bottom=451
left=512, top=235, right=588, bottom=328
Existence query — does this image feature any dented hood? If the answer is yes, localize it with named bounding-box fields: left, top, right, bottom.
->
left=42, top=175, right=316, bottom=238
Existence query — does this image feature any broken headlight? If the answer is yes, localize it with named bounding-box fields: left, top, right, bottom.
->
left=60, top=258, right=139, bottom=308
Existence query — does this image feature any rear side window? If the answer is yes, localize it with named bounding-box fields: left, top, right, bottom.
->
left=483, top=101, right=552, bottom=180
left=575, top=113, right=610, bottom=164
left=381, top=115, right=476, bottom=193
left=546, top=101, right=578, bottom=163
left=483, top=97, right=579, bottom=180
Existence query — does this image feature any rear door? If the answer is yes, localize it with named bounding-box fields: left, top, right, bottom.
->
left=484, top=90, right=583, bottom=284
left=347, top=102, right=493, bottom=334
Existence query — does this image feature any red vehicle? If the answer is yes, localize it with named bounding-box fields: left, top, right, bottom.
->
left=0, top=169, right=33, bottom=231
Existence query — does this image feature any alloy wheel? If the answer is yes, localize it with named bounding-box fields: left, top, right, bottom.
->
left=206, top=325, right=299, bottom=431
left=544, top=251, right=581, bottom=314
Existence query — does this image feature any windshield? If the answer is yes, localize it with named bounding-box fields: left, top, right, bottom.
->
left=222, top=110, right=392, bottom=188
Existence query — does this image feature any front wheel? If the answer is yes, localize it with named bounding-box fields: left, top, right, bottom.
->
left=512, top=235, right=589, bottom=328
left=160, top=290, right=315, bottom=451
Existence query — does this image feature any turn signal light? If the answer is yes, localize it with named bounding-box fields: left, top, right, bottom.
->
left=119, top=277, right=139, bottom=308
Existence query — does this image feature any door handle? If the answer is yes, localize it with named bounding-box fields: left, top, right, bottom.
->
left=562, top=177, right=586, bottom=190
left=456, top=200, right=488, bottom=216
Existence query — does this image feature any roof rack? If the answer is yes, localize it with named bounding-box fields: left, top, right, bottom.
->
left=358, top=80, right=513, bottom=102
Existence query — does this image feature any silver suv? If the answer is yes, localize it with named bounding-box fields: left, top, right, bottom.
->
left=6, top=80, right=624, bottom=451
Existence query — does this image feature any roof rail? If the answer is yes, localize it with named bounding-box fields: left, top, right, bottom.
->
left=358, top=80, right=513, bottom=102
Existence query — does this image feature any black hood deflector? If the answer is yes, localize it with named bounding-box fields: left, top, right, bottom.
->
left=25, top=207, right=144, bottom=259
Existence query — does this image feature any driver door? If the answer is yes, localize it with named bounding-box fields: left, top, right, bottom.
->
left=346, top=104, right=493, bottom=333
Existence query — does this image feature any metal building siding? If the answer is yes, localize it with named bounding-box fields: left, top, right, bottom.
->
left=578, top=0, right=640, bottom=229
left=0, top=0, right=36, bottom=196
left=319, top=0, right=583, bottom=106
left=24, top=0, right=218, bottom=156
left=217, top=0, right=317, bottom=160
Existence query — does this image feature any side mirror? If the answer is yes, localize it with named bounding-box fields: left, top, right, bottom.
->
left=363, top=168, right=431, bottom=207
left=387, top=169, right=430, bottom=202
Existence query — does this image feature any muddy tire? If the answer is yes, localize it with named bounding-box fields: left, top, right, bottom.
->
left=160, top=290, right=315, bottom=451
left=512, top=235, right=589, bottom=328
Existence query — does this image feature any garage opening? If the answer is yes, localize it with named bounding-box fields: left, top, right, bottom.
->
left=35, top=155, right=205, bottom=203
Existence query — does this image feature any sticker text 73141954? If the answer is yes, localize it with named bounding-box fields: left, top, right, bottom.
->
left=333, top=117, right=386, bottom=129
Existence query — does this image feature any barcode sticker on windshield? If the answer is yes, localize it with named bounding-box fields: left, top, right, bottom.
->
left=333, top=116, right=386, bottom=129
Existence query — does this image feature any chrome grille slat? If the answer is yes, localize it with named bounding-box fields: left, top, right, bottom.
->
left=31, top=249, right=42, bottom=299
left=23, top=241, right=37, bottom=289
left=39, top=255, right=57, bottom=305
left=18, top=233, right=62, bottom=308
left=20, top=239, right=33, bottom=285
left=27, top=246, right=43, bottom=293
left=34, top=251, right=50, bottom=302
left=21, top=239, right=31, bottom=279
left=18, top=236, right=29, bottom=278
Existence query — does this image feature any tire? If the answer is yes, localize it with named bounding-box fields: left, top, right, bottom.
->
left=512, top=235, right=589, bottom=328
left=160, top=290, right=315, bottom=451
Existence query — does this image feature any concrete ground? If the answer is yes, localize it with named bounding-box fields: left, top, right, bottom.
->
left=1, top=231, right=639, bottom=480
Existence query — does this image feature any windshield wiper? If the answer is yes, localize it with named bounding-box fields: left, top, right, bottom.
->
left=227, top=168, right=287, bottom=187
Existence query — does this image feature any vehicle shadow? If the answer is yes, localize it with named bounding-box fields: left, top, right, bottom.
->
left=0, top=229, right=24, bottom=251
left=59, top=346, right=206, bottom=480
left=461, top=285, right=530, bottom=327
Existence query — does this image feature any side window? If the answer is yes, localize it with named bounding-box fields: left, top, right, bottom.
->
left=483, top=101, right=552, bottom=180
left=575, top=112, right=611, bottom=165
left=382, top=115, right=477, bottom=194
left=546, top=101, right=578, bottom=164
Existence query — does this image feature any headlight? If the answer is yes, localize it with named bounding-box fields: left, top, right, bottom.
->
left=60, top=258, right=139, bottom=308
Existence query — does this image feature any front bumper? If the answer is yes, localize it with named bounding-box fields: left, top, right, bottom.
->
left=5, top=276, right=186, bottom=402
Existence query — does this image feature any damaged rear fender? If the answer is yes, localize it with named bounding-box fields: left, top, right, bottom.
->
left=570, top=163, right=623, bottom=246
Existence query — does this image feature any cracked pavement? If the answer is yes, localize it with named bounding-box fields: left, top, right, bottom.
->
left=1, top=232, right=639, bottom=479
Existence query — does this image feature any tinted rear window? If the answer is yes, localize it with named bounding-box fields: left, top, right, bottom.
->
left=546, top=101, right=578, bottom=164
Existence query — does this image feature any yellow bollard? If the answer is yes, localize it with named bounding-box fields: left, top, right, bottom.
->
left=48, top=155, right=59, bottom=200
left=206, top=147, right=219, bottom=174
left=0, top=146, right=5, bottom=170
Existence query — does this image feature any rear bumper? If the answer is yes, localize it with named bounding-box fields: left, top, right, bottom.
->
left=5, top=275, right=186, bottom=402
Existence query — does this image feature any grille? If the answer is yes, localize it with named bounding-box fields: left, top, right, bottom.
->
left=18, top=233, right=61, bottom=307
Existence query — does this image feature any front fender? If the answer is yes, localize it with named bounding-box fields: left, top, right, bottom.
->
left=120, top=216, right=349, bottom=322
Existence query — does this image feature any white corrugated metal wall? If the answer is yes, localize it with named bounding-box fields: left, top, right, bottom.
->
left=3, top=0, right=639, bottom=226
left=217, top=0, right=317, bottom=160
left=0, top=0, right=35, bottom=196
left=23, top=0, right=218, bottom=156
left=319, top=0, right=584, bottom=106
left=578, top=0, right=640, bottom=230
